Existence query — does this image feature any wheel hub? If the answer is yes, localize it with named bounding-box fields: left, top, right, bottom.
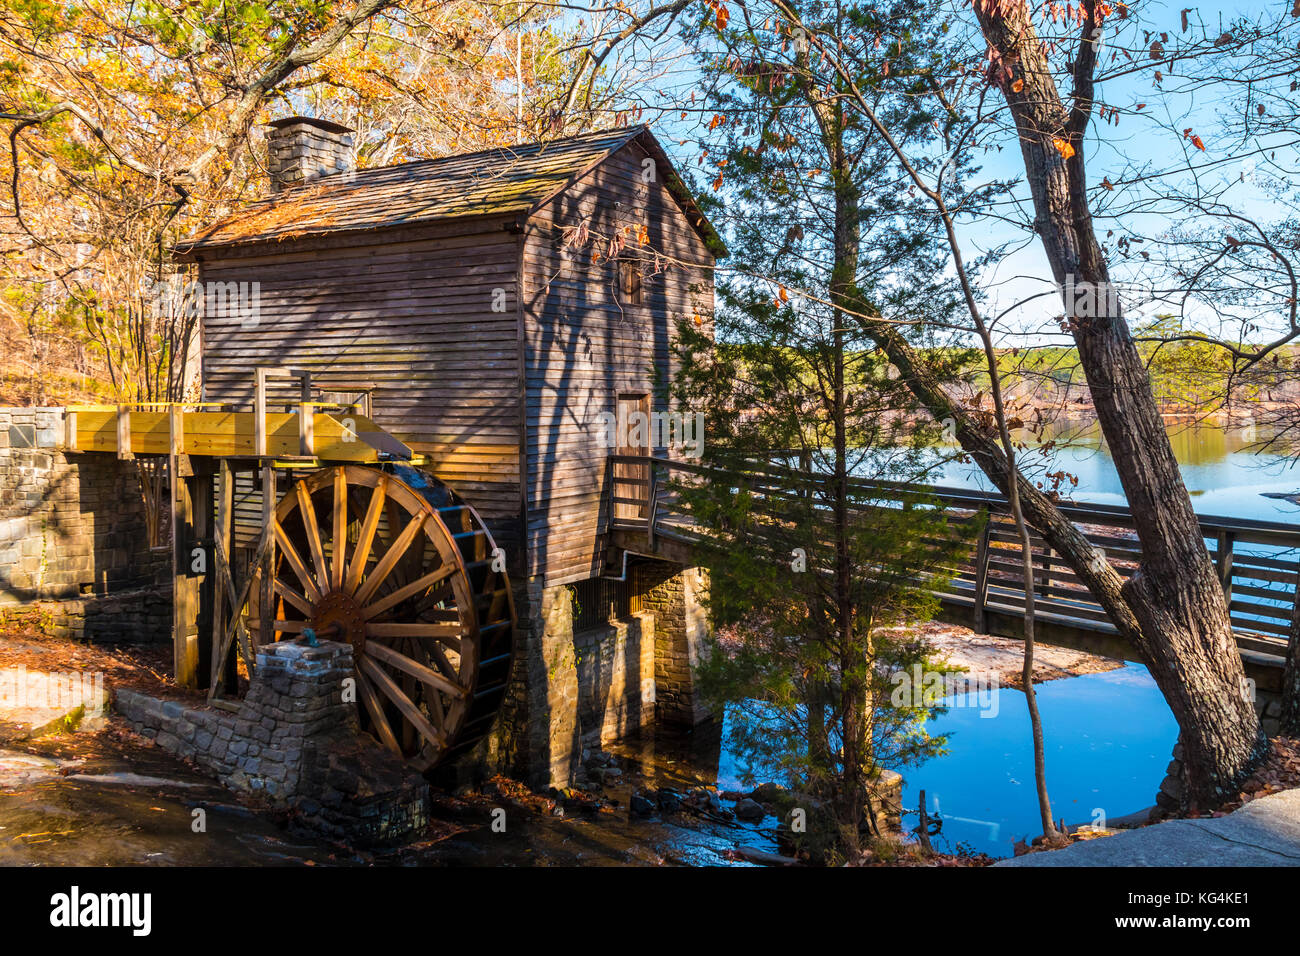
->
left=309, top=590, right=367, bottom=655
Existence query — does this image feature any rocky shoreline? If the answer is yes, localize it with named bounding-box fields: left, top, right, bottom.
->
left=885, top=620, right=1125, bottom=688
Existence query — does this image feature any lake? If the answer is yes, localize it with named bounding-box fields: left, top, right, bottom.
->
left=898, top=665, right=1180, bottom=857
left=930, top=420, right=1300, bottom=524
left=707, top=666, right=1181, bottom=860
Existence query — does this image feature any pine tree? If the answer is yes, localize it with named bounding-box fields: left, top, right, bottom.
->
left=671, top=0, right=979, bottom=856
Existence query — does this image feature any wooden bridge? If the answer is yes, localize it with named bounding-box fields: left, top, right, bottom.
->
left=606, top=454, right=1299, bottom=681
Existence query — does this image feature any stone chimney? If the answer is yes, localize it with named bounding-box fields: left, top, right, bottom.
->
left=266, top=116, right=355, bottom=192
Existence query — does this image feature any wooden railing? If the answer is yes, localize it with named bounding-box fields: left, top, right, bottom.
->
left=606, top=454, right=1300, bottom=659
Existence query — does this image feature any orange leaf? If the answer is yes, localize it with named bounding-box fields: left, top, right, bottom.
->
left=716, top=4, right=729, bottom=29
left=1052, top=137, right=1076, bottom=159
left=1191, top=134, right=1206, bottom=151
left=1010, top=78, right=1024, bottom=93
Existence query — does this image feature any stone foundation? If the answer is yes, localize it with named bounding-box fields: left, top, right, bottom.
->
left=574, top=613, right=655, bottom=752
left=114, top=640, right=428, bottom=844
left=494, top=561, right=715, bottom=790
left=640, top=563, right=713, bottom=726
left=0, top=405, right=171, bottom=642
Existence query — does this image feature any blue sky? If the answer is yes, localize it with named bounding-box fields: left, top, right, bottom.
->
left=629, top=0, right=1298, bottom=346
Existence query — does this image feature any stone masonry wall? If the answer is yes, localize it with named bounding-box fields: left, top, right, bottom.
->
left=115, top=640, right=429, bottom=844
left=573, top=612, right=655, bottom=752
left=0, top=406, right=170, bottom=643
left=513, top=579, right=580, bottom=790
left=640, top=562, right=714, bottom=727
left=488, top=563, right=713, bottom=790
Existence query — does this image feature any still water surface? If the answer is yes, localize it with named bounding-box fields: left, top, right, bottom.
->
left=931, top=420, right=1300, bottom=523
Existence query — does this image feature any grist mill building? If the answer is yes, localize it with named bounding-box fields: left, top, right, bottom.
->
left=170, top=117, right=724, bottom=787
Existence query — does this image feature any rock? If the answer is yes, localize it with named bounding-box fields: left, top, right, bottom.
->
left=997, top=789, right=1300, bottom=867
left=734, top=798, right=766, bottom=822
left=690, top=788, right=723, bottom=813
left=630, top=793, right=656, bottom=817
left=595, top=766, right=622, bottom=786
left=656, top=788, right=682, bottom=813
left=750, top=782, right=786, bottom=804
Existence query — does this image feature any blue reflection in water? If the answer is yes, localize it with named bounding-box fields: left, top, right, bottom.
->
left=710, top=666, right=1179, bottom=859
left=899, top=664, right=1179, bottom=858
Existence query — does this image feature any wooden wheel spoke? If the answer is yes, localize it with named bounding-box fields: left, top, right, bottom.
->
left=345, top=478, right=387, bottom=595
left=359, top=656, right=446, bottom=748
left=366, top=640, right=466, bottom=700
left=365, top=621, right=464, bottom=643
left=361, top=564, right=455, bottom=621
left=295, top=480, right=331, bottom=592
left=354, top=512, right=429, bottom=606
left=273, top=517, right=322, bottom=603
left=404, top=640, right=447, bottom=730
left=355, top=667, right=402, bottom=755
left=272, top=578, right=314, bottom=616
left=331, top=467, right=347, bottom=591
left=406, top=580, right=455, bottom=613
left=425, top=640, right=460, bottom=684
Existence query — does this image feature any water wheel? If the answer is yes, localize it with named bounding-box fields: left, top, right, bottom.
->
left=268, top=464, right=514, bottom=772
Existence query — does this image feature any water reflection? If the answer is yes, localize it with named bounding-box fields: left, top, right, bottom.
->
left=927, top=420, right=1300, bottom=523
left=900, top=664, right=1179, bottom=858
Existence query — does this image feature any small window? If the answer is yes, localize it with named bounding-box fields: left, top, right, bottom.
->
left=571, top=573, right=641, bottom=632
left=618, top=257, right=643, bottom=305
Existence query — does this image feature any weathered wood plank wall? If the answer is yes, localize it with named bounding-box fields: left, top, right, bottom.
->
left=522, top=140, right=714, bottom=585
left=196, top=216, right=524, bottom=558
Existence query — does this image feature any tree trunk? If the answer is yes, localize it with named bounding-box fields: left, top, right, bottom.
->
left=1281, top=563, right=1300, bottom=737
left=976, top=325, right=1059, bottom=841
left=970, top=0, right=1264, bottom=806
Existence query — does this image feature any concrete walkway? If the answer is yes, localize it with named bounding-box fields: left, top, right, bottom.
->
left=997, top=788, right=1300, bottom=866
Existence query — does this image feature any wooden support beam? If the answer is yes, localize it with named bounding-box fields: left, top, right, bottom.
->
left=1217, top=530, right=1235, bottom=603
left=298, top=402, right=315, bottom=457
left=192, top=468, right=214, bottom=691
left=170, top=438, right=199, bottom=689
left=259, top=462, right=276, bottom=649
left=64, top=410, right=77, bottom=451
left=254, top=368, right=268, bottom=457
left=210, top=459, right=235, bottom=693
left=973, top=519, right=992, bottom=635
left=116, top=405, right=133, bottom=460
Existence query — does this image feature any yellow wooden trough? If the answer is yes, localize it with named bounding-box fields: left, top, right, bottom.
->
left=63, top=405, right=411, bottom=462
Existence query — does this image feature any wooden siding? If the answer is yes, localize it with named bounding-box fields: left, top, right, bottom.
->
left=521, top=140, right=715, bottom=585
left=196, top=216, right=524, bottom=557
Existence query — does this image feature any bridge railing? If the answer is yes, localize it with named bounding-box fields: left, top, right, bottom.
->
left=606, top=454, right=1300, bottom=659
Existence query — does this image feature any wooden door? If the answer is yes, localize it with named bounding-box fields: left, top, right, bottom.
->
left=614, top=393, right=650, bottom=521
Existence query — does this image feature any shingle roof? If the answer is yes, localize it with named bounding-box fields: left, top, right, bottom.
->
left=174, top=125, right=723, bottom=256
